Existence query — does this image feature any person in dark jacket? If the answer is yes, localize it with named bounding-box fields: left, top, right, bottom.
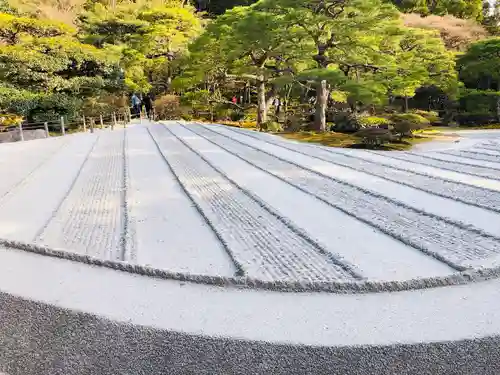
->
left=143, top=93, right=154, bottom=120
left=131, top=93, right=141, bottom=118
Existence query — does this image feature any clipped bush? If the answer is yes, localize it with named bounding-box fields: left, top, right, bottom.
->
left=409, top=109, right=440, bottom=123
left=358, top=116, right=391, bottom=128
left=391, top=113, right=430, bottom=140
left=355, top=127, right=393, bottom=148
left=243, top=107, right=258, bottom=121
left=284, top=114, right=304, bottom=132
left=214, top=105, right=231, bottom=121
left=230, top=110, right=245, bottom=121
left=332, top=112, right=362, bottom=133
left=154, top=95, right=181, bottom=120
left=261, top=121, right=283, bottom=132
left=459, top=90, right=500, bottom=123
left=455, top=112, right=497, bottom=126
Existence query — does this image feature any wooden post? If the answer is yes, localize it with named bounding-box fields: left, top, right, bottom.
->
left=100, top=115, right=104, bottom=129
left=90, top=118, right=95, bottom=134
left=112, top=113, right=117, bottom=130
left=44, top=122, right=49, bottom=138
left=83, top=116, right=87, bottom=132
left=60, top=116, right=65, bottom=136
left=18, top=122, right=24, bottom=141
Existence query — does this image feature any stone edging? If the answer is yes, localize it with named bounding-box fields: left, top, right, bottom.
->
left=2, top=238, right=500, bottom=294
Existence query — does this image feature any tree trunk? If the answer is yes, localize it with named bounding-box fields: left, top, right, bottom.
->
left=257, top=78, right=267, bottom=131
left=403, top=96, right=409, bottom=112
left=314, top=80, right=328, bottom=132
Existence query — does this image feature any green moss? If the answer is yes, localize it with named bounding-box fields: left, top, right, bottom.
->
left=280, top=131, right=433, bottom=151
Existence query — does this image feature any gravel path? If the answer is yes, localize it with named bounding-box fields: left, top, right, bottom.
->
left=148, top=124, right=358, bottom=282
left=125, top=125, right=236, bottom=275
left=190, top=123, right=500, bottom=269
left=37, top=131, right=125, bottom=260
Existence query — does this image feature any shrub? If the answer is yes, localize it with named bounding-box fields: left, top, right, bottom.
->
left=355, top=128, right=393, bottom=148
left=154, top=95, right=181, bottom=120
left=332, top=112, right=362, bottom=133
left=261, top=121, right=283, bottom=132
left=230, top=110, right=245, bottom=121
left=284, top=114, right=305, bottom=132
left=391, top=113, right=430, bottom=140
left=458, top=90, right=500, bottom=125
left=243, top=107, right=258, bottom=121
left=409, top=109, right=440, bottom=123
left=358, top=116, right=390, bottom=128
left=455, top=112, right=497, bottom=126
left=0, top=113, right=23, bottom=131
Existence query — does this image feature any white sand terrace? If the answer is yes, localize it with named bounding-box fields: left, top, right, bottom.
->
left=1, top=122, right=500, bottom=359
left=1, top=122, right=500, bottom=284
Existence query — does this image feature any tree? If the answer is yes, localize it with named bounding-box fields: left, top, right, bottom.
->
left=381, top=27, right=456, bottom=111
left=0, top=12, right=122, bottom=120
left=80, top=0, right=202, bottom=94
left=391, top=112, right=429, bottom=139
left=258, top=0, right=403, bottom=131
left=180, top=4, right=312, bottom=128
left=458, top=38, right=500, bottom=121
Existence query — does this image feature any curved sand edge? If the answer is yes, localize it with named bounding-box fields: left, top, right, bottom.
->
left=0, top=290, right=499, bottom=375
left=0, top=238, right=499, bottom=294
left=1, top=247, right=500, bottom=346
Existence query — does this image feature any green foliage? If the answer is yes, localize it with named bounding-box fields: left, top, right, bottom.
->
left=80, top=0, right=202, bottom=93
left=457, top=89, right=500, bottom=125
left=0, top=12, right=73, bottom=44
left=358, top=116, right=390, bottom=127
left=409, top=109, right=440, bottom=122
left=460, top=89, right=500, bottom=112
left=390, top=112, right=430, bottom=139
left=261, top=120, right=282, bottom=132
left=459, top=38, right=500, bottom=87
left=332, top=112, right=365, bottom=133
left=0, top=85, right=82, bottom=121
left=0, top=35, right=121, bottom=93
left=355, top=127, right=393, bottom=147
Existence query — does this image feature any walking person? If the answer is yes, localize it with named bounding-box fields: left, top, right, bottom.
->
left=143, top=93, right=154, bottom=120
left=131, top=93, right=141, bottom=118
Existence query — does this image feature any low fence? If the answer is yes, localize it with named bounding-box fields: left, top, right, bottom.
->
left=0, top=111, right=132, bottom=144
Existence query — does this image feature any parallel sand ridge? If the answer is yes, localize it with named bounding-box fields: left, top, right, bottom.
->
left=2, top=123, right=500, bottom=374
left=0, top=122, right=500, bottom=289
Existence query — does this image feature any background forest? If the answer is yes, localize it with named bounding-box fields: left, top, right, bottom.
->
left=1, top=0, right=500, bottom=141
